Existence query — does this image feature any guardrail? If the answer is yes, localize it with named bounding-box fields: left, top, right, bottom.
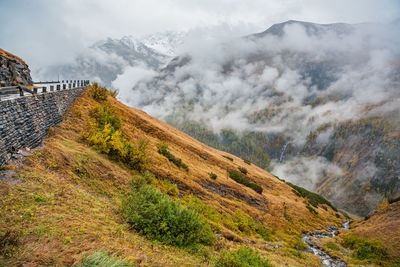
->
left=0, top=80, right=90, bottom=101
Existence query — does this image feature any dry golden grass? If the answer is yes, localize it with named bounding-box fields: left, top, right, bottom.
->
left=350, top=202, right=400, bottom=259
left=0, top=90, right=345, bottom=266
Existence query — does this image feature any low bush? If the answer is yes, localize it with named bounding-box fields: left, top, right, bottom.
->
left=121, top=185, right=214, bottom=247
left=152, top=179, right=179, bottom=197
left=306, top=205, right=318, bottom=215
left=288, top=237, right=307, bottom=251
left=254, top=224, right=274, bottom=241
left=73, top=250, right=129, bottom=267
left=129, top=171, right=155, bottom=190
left=209, top=172, right=217, bottom=180
left=0, top=231, right=20, bottom=258
left=326, top=242, right=340, bottom=251
left=181, top=195, right=221, bottom=223
left=287, top=182, right=337, bottom=211
left=223, top=155, right=234, bottom=161
left=339, top=210, right=351, bottom=219
left=341, top=233, right=387, bottom=261
left=82, top=103, right=148, bottom=171
left=87, top=82, right=117, bottom=102
left=157, top=143, right=189, bottom=171
left=216, top=247, right=271, bottom=267
left=228, top=170, right=262, bottom=194
left=238, top=167, right=248, bottom=175
left=243, top=159, right=251, bottom=165
left=181, top=196, right=273, bottom=241
left=232, top=212, right=257, bottom=235
left=283, top=248, right=307, bottom=259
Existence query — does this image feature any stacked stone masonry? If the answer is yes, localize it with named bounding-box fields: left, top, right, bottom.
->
left=0, top=87, right=87, bottom=166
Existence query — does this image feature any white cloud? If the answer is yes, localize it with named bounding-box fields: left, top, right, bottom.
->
left=1, top=0, right=399, bottom=73
left=272, top=156, right=343, bottom=191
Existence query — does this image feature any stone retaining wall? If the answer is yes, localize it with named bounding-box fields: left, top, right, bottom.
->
left=0, top=87, right=86, bottom=166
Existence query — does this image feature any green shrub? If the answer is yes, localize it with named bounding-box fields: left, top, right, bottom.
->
left=181, top=195, right=220, bottom=221
left=364, top=215, right=371, bottom=221
left=157, top=143, right=189, bottom=171
left=339, top=210, right=351, bottom=219
left=0, top=231, right=20, bottom=258
left=216, top=247, right=271, bottom=267
left=223, top=155, right=234, bottom=161
left=90, top=104, right=122, bottom=130
left=341, top=233, right=387, bottom=261
left=243, top=159, right=251, bottom=165
left=232, top=212, right=256, bottom=235
left=87, top=83, right=117, bottom=102
left=73, top=250, right=129, bottom=267
left=283, top=248, right=307, bottom=259
left=288, top=237, right=307, bottom=250
left=181, top=196, right=273, bottom=240
left=254, top=225, right=274, bottom=241
left=326, top=242, right=340, bottom=251
left=335, top=213, right=341, bottom=218
left=152, top=179, right=179, bottom=197
left=209, top=172, right=217, bottom=180
left=121, top=185, right=213, bottom=247
left=83, top=103, right=148, bottom=171
left=129, top=171, right=155, bottom=190
left=306, top=205, right=318, bottom=215
left=238, top=167, right=248, bottom=175
left=228, top=170, right=262, bottom=194
left=287, top=182, right=337, bottom=211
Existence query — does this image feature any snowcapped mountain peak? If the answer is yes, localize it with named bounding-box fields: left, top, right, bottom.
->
left=137, top=31, right=186, bottom=57
left=33, top=31, right=186, bottom=87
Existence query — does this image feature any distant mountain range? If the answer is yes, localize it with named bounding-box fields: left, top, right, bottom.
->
left=127, top=20, right=400, bottom=216
left=251, top=20, right=355, bottom=38
left=33, top=20, right=400, bottom=215
left=33, top=31, right=185, bottom=87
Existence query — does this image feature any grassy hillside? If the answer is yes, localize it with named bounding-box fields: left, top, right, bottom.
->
left=0, top=84, right=344, bottom=266
left=310, top=201, right=400, bottom=266
left=350, top=201, right=400, bottom=261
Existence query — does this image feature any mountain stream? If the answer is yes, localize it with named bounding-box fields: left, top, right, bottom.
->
left=302, top=222, right=349, bottom=267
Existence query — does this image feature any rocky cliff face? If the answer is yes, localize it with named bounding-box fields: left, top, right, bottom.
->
left=0, top=48, right=33, bottom=87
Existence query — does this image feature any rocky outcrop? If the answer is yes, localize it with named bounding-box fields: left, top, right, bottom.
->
left=0, top=48, right=33, bottom=87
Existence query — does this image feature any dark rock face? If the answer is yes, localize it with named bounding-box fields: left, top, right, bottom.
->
left=197, top=180, right=268, bottom=211
left=0, top=87, right=86, bottom=166
left=0, top=49, right=33, bottom=87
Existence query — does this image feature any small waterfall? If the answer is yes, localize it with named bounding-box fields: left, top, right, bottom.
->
left=279, top=142, right=290, bottom=162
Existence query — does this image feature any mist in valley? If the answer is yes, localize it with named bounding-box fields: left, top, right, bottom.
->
left=116, top=20, right=400, bottom=214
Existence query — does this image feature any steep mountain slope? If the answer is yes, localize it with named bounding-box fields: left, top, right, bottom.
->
left=127, top=20, right=400, bottom=216
left=351, top=200, right=400, bottom=260
left=0, top=85, right=344, bottom=266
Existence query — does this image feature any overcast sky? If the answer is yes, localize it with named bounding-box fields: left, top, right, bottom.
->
left=0, top=0, right=399, bottom=69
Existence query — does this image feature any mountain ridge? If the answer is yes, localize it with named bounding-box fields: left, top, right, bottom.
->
left=251, top=20, right=356, bottom=38
left=129, top=19, right=400, bottom=216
